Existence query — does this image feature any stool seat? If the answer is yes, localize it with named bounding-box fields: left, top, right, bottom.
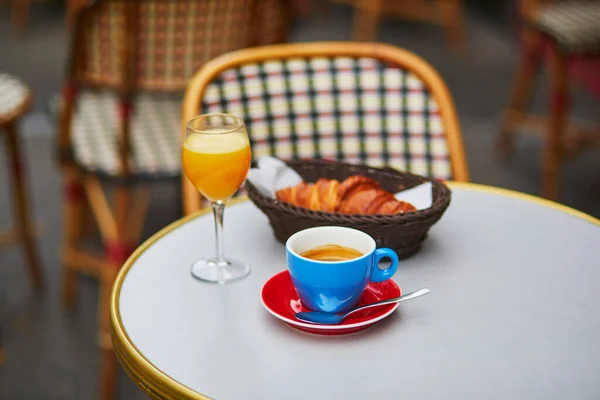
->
left=534, top=1, right=600, bottom=54
left=0, top=74, right=31, bottom=125
left=70, top=90, right=181, bottom=179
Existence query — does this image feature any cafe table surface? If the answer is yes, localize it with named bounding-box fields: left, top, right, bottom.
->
left=111, top=182, right=600, bottom=400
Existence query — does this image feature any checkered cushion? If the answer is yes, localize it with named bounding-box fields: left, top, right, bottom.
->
left=0, top=74, right=29, bottom=122
left=71, top=91, right=181, bottom=177
left=535, top=1, right=600, bottom=54
left=201, top=57, right=452, bottom=180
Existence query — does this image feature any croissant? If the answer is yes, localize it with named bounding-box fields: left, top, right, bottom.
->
left=276, top=175, right=417, bottom=215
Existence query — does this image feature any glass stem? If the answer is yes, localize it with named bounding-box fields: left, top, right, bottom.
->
left=212, top=200, right=225, bottom=264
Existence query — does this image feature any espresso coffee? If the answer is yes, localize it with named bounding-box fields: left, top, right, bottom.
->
left=300, top=244, right=363, bottom=262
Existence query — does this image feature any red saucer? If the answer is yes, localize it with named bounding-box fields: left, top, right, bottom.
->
left=261, top=270, right=401, bottom=335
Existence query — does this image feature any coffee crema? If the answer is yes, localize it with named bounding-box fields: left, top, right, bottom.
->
left=300, top=244, right=363, bottom=262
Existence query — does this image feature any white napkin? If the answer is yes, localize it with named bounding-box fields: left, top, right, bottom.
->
left=246, top=157, right=303, bottom=199
left=247, top=156, right=432, bottom=210
left=392, top=181, right=432, bottom=210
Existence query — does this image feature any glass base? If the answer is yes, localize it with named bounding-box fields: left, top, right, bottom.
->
left=190, top=257, right=250, bottom=284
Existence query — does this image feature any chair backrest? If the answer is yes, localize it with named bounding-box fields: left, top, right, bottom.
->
left=182, top=42, right=469, bottom=214
left=73, top=0, right=289, bottom=91
left=58, top=0, right=290, bottom=174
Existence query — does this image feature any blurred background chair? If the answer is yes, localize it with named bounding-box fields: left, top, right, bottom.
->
left=326, top=0, right=466, bottom=52
left=498, top=0, right=600, bottom=200
left=0, top=73, right=43, bottom=290
left=54, top=1, right=291, bottom=398
left=181, top=42, right=470, bottom=214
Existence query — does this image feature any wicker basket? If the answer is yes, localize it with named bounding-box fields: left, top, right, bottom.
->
left=246, top=160, right=452, bottom=259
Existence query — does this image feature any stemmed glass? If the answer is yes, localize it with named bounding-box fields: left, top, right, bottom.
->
left=182, top=114, right=252, bottom=283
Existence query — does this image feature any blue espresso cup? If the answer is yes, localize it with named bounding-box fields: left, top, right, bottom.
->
left=286, top=226, right=399, bottom=314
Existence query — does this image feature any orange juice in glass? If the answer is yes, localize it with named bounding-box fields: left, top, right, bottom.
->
left=182, top=114, right=252, bottom=283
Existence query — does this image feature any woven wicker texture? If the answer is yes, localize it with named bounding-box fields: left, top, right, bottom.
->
left=247, top=160, right=451, bottom=258
left=78, top=0, right=288, bottom=90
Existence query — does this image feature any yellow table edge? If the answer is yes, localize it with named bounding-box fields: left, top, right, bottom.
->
left=110, top=182, right=600, bottom=400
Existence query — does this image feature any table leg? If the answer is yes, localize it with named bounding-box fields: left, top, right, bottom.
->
left=543, top=47, right=567, bottom=201
left=10, top=0, right=31, bottom=32
left=98, top=185, right=135, bottom=400
left=439, top=0, right=466, bottom=53
left=61, top=172, right=86, bottom=308
left=99, top=266, right=118, bottom=400
left=497, top=29, right=544, bottom=157
left=99, top=350, right=118, bottom=400
left=3, top=122, right=43, bottom=290
left=66, top=0, right=89, bottom=26
left=352, top=0, right=382, bottom=41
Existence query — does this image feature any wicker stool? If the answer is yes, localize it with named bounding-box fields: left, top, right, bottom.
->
left=0, top=73, right=43, bottom=289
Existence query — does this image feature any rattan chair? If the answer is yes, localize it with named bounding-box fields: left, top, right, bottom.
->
left=498, top=0, right=600, bottom=200
left=181, top=42, right=470, bottom=214
left=55, top=1, right=290, bottom=399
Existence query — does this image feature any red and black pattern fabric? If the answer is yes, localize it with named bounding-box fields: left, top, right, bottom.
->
left=201, top=57, right=452, bottom=180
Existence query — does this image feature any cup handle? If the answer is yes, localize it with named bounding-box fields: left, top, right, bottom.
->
left=370, top=248, right=399, bottom=283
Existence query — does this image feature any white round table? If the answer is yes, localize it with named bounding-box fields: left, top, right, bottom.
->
left=111, top=183, right=600, bottom=400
